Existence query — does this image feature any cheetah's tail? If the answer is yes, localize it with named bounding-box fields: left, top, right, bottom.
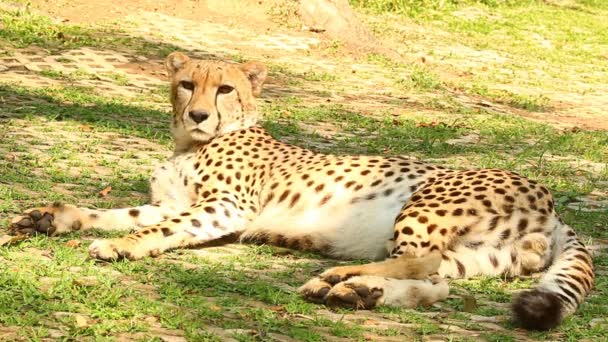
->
left=512, top=222, right=594, bottom=330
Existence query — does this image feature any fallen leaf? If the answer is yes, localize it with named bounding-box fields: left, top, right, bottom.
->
left=415, top=121, right=439, bottom=128
left=268, top=305, right=284, bottom=312
left=98, top=186, right=112, bottom=197
left=308, top=27, right=326, bottom=33
left=477, top=100, right=493, bottom=108
left=74, top=276, right=98, bottom=287
left=363, top=319, right=379, bottom=326
left=590, top=317, right=608, bottom=329
left=565, top=127, right=581, bottom=133
left=446, top=133, right=480, bottom=145
left=66, top=240, right=81, bottom=248
left=79, top=124, right=93, bottom=132
left=0, top=234, right=27, bottom=246
left=144, top=315, right=160, bottom=324
left=269, top=246, right=293, bottom=256
left=363, top=333, right=376, bottom=340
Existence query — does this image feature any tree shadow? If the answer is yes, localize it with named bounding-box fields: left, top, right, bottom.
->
left=0, top=84, right=172, bottom=143
left=0, top=81, right=444, bottom=150
left=0, top=83, right=487, bottom=162
left=0, top=7, right=417, bottom=112
left=0, top=7, right=219, bottom=61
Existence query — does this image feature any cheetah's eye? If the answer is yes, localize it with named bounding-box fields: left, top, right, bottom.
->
left=180, top=81, right=194, bottom=91
left=217, top=85, right=234, bottom=94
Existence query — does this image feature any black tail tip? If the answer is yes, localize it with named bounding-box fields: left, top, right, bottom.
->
left=512, top=289, right=563, bottom=330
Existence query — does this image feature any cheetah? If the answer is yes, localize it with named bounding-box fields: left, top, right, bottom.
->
left=10, top=52, right=594, bottom=331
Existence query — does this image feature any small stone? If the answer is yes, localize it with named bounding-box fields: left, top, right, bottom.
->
left=38, top=277, right=57, bottom=293
left=590, top=318, right=607, bottom=328
left=24, top=64, right=41, bottom=72
left=462, top=294, right=477, bottom=313
left=47, top=329, right=64, bottom=338
left=74, top=314, right=88, bottom=328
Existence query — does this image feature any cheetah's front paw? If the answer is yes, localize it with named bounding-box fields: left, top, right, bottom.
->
left=10, top=203, right=81, bottom=236
left=88, top=239, right=145, bottom=261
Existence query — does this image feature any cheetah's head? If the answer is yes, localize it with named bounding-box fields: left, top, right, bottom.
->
left=165, top=52, right=267, bottom=151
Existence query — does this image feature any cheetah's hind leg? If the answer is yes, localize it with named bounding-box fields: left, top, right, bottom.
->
left=324, top=275, right=448, bottom=309
left=299, top=252, right=444, bottom=306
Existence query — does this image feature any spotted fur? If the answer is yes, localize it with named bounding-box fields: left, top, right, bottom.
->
left=10, top=52, right=594, bottom=330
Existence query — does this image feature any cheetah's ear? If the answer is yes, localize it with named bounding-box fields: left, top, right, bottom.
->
left=240, top=61, right=267, bottom=97
left=165, top=52, right=190, bottom=75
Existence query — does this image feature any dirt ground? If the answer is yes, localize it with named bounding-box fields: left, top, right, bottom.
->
left=20, top=0, right=608, bottom=130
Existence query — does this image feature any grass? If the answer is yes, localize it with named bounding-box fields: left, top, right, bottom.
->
left=471, top=84, right=550, bottom=111
left=0, top=1, right=607, bottom=341
left=38, top=69, right=131, bottom=86
left=355, top=0, right=608, bottom=117
left=0, top=7, right=204, bottom=59
left=2, top=81, right=606, bottom=340
left=405, top=64, right=443, bottom=90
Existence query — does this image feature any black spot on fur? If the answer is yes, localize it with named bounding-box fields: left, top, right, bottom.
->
left=512, top=289, right=563, bottom=330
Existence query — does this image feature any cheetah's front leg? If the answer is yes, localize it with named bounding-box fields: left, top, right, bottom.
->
left=88, top=193, right=250, bottom=261
left=10, top=203, right=179, bottom=236
left=10, top=161, right=188, bottom=236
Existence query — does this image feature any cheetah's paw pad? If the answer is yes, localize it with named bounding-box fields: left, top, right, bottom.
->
left=88, top=239, right=140, bottom=261
left=9, top=203, right=82, bottom=236
left=325, top=281, right=384, bottom=310
left=10, top=208, right=57, bottom=236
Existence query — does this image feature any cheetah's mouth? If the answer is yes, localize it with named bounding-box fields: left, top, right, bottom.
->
left=189, top=128, right=216, bottom=143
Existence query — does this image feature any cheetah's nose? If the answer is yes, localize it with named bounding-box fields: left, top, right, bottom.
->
left=189, top=110, right=210, bottom=124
